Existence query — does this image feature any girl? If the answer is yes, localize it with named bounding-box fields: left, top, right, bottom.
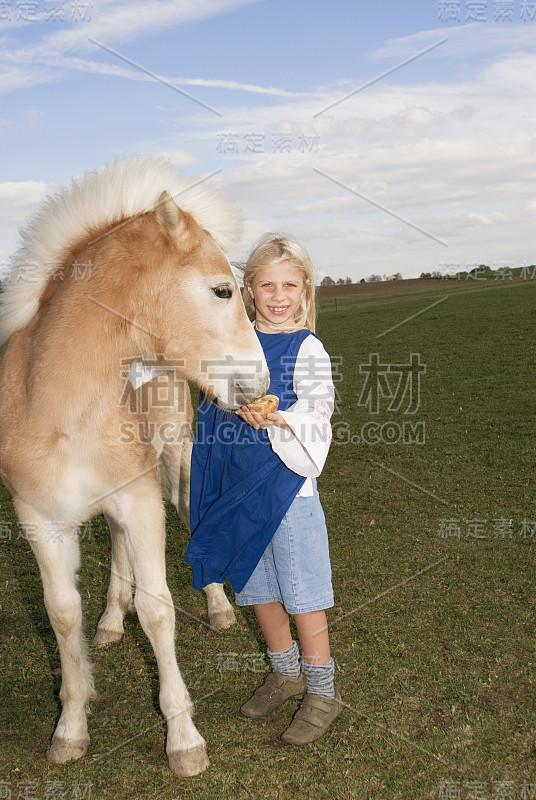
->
left=185, top=233, right=342, bottom=744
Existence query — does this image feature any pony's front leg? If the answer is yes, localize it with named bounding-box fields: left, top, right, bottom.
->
left=14, top=498, right=95, bottom=764
left=108, top=482, right=208, bottom=777
left=93, top=513, right=133, bottom=646
left=203, top=583, right=236, bottom=630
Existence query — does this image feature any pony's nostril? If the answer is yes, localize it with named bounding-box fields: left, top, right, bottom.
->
left=234, top=381, right=253, bottom=405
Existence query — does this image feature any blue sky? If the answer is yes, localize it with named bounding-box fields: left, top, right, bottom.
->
left=1, top=0, right=534, bottom=280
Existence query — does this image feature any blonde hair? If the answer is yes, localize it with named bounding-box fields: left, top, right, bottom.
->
left=241, top=232, right=316, bottom=333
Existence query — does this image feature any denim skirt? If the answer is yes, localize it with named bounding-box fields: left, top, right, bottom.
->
left=234, top=478, right=334, bottom=614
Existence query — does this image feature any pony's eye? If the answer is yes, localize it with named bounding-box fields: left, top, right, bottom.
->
left=212, top=285, right=233, bottom=299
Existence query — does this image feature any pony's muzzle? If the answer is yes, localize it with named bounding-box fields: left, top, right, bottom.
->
left=232, top=375, right=271, bottom=408
left=210, top=370, right=270, bottom=411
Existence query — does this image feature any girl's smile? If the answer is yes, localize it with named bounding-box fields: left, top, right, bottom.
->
left=247, top=261, right=305, bottom=332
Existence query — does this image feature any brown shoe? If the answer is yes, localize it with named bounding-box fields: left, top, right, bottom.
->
left=240, top=671, right=306, bottom=720
left=280, top=690, right=343, bottom=744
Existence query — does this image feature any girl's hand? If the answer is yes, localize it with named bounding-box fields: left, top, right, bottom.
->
left=235, top=407, right=290, bottom=431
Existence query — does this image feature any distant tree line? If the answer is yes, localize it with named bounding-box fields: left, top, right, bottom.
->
left=320, top=276, right=353, bottom=286
left=320, top=273, right=403, bottom=285
left=321, top=264, right=523, bottom=283
left=420, top=265, right=503, bottom=279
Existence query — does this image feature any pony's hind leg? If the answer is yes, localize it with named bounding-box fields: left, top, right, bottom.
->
left=106, top=479, right=209, bottom=777
left=161, top=438, right=236, bottom=631
left=159, top=436, right=190, bottom=525
left=203, top=583, right=236, bottom=631
left=93, top=513, right=133, bottom=647
left=14, top=498, right=95, bottom=764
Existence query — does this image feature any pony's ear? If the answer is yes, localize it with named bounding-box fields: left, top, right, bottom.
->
left=155, top=190, right=188, bottom=237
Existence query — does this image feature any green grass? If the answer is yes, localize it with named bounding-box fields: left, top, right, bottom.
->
left=1, top=277, right=535, bottom=799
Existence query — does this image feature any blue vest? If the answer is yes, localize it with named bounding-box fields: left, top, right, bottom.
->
left=185, top=328, right=314, bottom=592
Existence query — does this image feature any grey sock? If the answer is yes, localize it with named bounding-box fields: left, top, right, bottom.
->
left=267, top=640, right=301, bottom=679
left=302, top=656, right=336, bottom=699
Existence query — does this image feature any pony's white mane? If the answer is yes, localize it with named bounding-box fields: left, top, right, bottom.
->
left=0, top=157, right=241, bottom=346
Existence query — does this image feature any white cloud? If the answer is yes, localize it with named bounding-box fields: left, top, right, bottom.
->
left=1, top=13, right=533, bottom=282
left=479, top=52, right=536, bottom=93
left=370, top=23, right=536, bottom=62
left=165, top=27, right=531, bottom=280
left=0, top=0, right=262, bottom=94
left=213, top=112, right=533, bottom=278
left=0, top=181, right=54, bottom=276
left=25, top=109, right=45, bottom=128
left=10, top=0, right=257, bottom=58
left=28, top=54, right=311, bottom=97
left=0, top=181, right=51, bottom=205
left=153, top=149, right=201, bottom=167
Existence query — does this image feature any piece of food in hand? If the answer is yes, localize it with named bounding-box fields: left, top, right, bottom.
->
left=246, top=394, right=279, bottom=418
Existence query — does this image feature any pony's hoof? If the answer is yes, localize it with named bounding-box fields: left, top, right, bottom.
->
left=168, top=744, right=209, bottom=777
left=93, top=627, right=123, bottom=647
left=47, top=736, right=89, bottom=764
left=209, top=608, right=236, bottom=630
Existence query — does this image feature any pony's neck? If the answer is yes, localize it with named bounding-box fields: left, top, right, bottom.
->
left=27, top=272, right=162, bottom=417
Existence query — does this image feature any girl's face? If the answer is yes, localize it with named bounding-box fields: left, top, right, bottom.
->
left=247, top=261, right=305, bottom=332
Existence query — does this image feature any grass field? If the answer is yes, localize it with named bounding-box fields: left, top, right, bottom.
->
left=1, top=274, right=534, bottom=800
